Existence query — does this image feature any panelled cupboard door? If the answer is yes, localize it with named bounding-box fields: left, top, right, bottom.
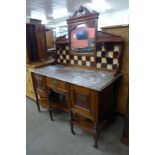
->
left=33, top=74, right=47, bottom=97
left=35, top=24, right=48, bottom=61
left=70, top=84, right=98, bottom=119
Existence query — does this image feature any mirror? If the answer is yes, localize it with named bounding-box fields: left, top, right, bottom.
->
left=71, top=24, right=95, bottom=54
left=67, top=6, right=99, bottom=55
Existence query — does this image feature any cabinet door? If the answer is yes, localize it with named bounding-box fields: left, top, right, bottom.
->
left=33, top=73, right=47, bottom=97
left=35, top=24, right=48, bottom=61
left=70, top=84, right=97, bottom=118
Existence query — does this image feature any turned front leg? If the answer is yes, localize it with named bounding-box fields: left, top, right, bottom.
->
left=93, top=125, right=99, bottom=148
left=70, top=112, right=76, bottom=135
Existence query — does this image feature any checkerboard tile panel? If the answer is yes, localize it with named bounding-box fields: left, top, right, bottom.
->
left=96, top=43, right=120, bottom=70
left=56, top=43, right=121, bottom=70
left=56, top=45, right=70, bottom=64
left=70, top=55, right=96, bottom=67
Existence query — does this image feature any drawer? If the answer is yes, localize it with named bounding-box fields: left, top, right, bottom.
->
left=46, top=77, right=67, bottom=91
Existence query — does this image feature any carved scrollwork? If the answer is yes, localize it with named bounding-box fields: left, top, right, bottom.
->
left=70, top=5, right=96, bottom=19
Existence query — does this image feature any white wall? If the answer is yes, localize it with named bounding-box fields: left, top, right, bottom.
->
left=98, top=9, right=129, bottom=29
left=52, top=9, right=129, bottom=36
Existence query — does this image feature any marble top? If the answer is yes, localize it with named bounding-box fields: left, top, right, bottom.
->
left=31, top=65, right=119, bottom=91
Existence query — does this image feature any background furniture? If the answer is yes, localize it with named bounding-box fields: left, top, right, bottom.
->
left=26, top=66, right=36, bottom=100
left=26, top=21, right=56, bottom=100
left=26, top=23, right=48, bottom=63
left=121, top=89, right=129, bottom=145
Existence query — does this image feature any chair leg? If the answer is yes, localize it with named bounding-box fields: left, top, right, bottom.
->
left=49, top=109, right=54, bottom=121
left=71, top=121, right=76, bottom=135
left=36, top=101, right=41, bottom=112
left=70, top=112, right=75, bottom=135
left=93, top=125, right=99, bottom=148
left=93, top=133, right=99, bottom=148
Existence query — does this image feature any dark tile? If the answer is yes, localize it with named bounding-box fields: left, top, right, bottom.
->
left=107, top=58, right=113, bottom=64
left=96, top=57, right=101, bottom=63
left=91, top=62, right=96, bottom=67
left=101, top=63, right=107, bottom=68
left=82, top=61, right=86, bottom=66
left=112, top=64, right=118, bottom=70
left=86, top=56, right=90, bottom=61
left=74, top=60, right=78, bottom=65
left=106, top=43, right=114, bottom=51
left=70, top=55, right=73, bottom=59
left=113, top=52, right=119, bottom=58
left=78, top=55, right=82, bottom=60
left=101, top=51, right=107, bottom=57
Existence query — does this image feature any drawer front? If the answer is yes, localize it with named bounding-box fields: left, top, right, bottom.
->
left=46, top=77, right=67, bottom=91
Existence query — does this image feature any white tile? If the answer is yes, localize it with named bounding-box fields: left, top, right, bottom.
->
left=86, top=61, right=90, bottom=66
left=107, top=64, right=113, bottom=70
left=58, top=59, right=60, bottom=63
left=66, top=55, right=70, bottom=60
left=74, top=55, right=78, bottom=60
left=78, top=60, right=82, bottom=65
left=63, top=50, right=66, bottom=55
left=90, top=57, right=95, bottom=62
left=66, top=46, right=69, bottom=50
left=101, top=58, right=107, bottom=63
left=97, top=63, right=101, bottom=68
left=63, top=60, right=66, bottom=63
left=82, top=56, right=86, bottom=61
left=114, top=45, right=119, bottom=51
left=108, top=51, right=113, bottom=58
left=60, top=55, right=63, bottom=59
left=97, top=51, right=101, bottom=57
left=102, top=45, right=106, bottom=51
left=57, top=50, right=60, bottom=54
left=71, top=60, right=74, bottom=64
left=113, top=58, right=118, bottom=64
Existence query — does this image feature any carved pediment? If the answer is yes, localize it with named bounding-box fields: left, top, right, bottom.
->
left=67, top=6, right=99, bottom=24
left=69, top=5, right=97, bottom=19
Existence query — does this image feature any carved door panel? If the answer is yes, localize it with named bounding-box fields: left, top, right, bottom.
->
left=70, top=84, right=96, bottom=117
left=35, top=24, right=48, bottom=61
left=33, top=74, right=47, bottom=97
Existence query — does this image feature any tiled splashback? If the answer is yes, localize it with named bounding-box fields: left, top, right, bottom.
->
left=56, top=43, right=121, bottom=71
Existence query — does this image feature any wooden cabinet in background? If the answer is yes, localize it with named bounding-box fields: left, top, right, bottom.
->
left=26, top=23, right=48, bottom=63
left=26, top=67, right=36, bottom=100
left=45, top=29, right=54, bottom=49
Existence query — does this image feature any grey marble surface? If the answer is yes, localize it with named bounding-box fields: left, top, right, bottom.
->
left=31, top=65, right=117, bottom=91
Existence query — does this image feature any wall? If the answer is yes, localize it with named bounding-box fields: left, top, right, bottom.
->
left=98, top=9, right=129, bottom=29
